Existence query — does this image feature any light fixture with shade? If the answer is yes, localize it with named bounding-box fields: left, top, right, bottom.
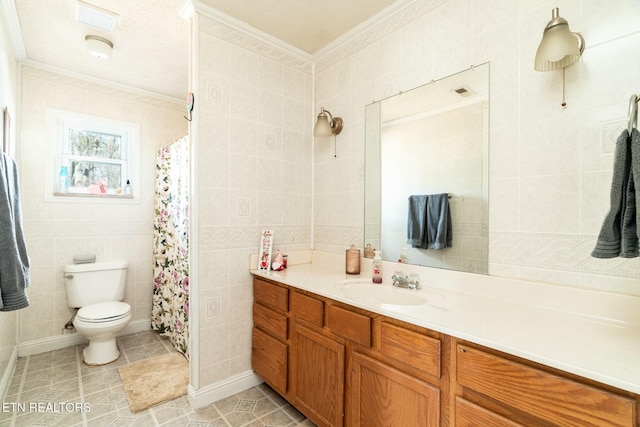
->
left=314, top=107, right=343, bottom=157
left=313, top=107, right=343, bottom=137
left=534, top=7, right=585, bottom=107
left=85, top=35, right=113, bottom=59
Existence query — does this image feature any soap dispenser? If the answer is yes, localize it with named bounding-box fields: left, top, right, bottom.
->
left=372, top=250, right=383, bottom=284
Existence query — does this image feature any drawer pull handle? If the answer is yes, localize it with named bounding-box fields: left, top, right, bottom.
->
left=459, top=347, right=467, bottom=353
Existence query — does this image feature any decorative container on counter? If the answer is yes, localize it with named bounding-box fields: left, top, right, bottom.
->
left=345, top=245, right=361, bottom=274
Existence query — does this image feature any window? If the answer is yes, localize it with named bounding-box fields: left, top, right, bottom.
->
left=47, top=109, right=139, bottom=201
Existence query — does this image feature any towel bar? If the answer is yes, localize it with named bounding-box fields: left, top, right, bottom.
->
left=628, top=94, right=638, bottom=134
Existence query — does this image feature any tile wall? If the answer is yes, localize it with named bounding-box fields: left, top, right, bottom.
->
left=313, top=0, right=640, bottom=294
left=194, top=14, right=313, bottom=386
left=17, top=65, right=187, bottom=345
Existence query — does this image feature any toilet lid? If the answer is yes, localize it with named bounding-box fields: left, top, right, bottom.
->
left=77, top=302, right=130, bottom=323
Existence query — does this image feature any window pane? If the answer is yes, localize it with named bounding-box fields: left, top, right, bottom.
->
left=69, top=160, right=122, bottom=189
left=68, top=128, right=122, bottom=159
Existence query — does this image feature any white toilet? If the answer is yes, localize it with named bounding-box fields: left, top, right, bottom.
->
left=64, top=261, right=132, bottom=365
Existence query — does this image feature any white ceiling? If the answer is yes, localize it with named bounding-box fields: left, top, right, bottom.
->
left=11, top=0, right=403, bottom=100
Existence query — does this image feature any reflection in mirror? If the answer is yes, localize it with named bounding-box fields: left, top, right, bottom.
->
left=364, top=63, right=489, bottom=274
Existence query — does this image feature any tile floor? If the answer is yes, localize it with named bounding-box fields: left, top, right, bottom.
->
left=0, top=330, right=314, bottom=427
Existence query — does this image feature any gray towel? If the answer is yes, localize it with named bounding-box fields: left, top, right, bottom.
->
left=426, top=193, right=452, bottom=250
left=592, top=128, right=639, bottom=258
left=0, top=153, right=30, bottom=311
left=407, top=193, right=452, bottom=250
left=407, top=195, right=427, bottom=247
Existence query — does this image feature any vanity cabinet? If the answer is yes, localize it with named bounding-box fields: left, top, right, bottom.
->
left=454, top=342, right=637, bottom=427
left=252, top=276, right=446, bottom=427
left=251, top=275, right=639, bottom=427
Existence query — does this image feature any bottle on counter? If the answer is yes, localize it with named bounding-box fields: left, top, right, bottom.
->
left=398, top=247, right=408, bottom=263
left=372, top=250, right=383, bottom=284
left=59, top=166, right=70, bottom=193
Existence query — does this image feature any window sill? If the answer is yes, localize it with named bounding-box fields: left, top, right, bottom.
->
left=53, top=192, right=134, bottom=199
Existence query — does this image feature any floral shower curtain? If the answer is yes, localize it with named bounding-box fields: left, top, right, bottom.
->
left=151, top=135, right=189, bottom=356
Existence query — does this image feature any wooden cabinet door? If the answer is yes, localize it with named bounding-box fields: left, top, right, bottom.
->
left=252, top=327, right=287, bottom=395
left=349, top=351, right=440, bottom=427
left=292, top=324, right=345, bottom=427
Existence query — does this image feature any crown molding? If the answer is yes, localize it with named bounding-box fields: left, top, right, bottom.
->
left=21, top=59, right=184, bottom=106
left=191, top=0, right=313, bottom=64
left=0, top=0, right=26, bottom=60
left=190, top=0, right=421, bottom=65
left=312, top=0, right=418, bottom=60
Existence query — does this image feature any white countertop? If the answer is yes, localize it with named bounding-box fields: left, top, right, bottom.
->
left=250, top=251, right=640, bottom=395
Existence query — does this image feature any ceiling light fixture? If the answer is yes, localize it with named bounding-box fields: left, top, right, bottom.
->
left=534, top=7, right=585, bottom=107
left=85, top=35, right=113, bottom=59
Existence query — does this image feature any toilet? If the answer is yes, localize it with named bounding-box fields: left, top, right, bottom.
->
left=64, top=261, right=131, bottom=365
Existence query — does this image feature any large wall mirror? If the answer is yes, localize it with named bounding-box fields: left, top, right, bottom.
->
left=364, top=63, right=489, bottom=274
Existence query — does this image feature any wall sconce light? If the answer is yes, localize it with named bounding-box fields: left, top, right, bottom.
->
left=534, top=7, right=585, bottom=107
left=85, top=35, right=113, bottom=59
left=313, top=107, right=343, bottom=137
left=314, top=107, right=343, bottom=157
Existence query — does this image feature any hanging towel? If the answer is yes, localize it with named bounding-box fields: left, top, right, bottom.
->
left=407, top=193, right=452, bottom=250
left=0, top=153, right=30, bottom=311
left=592, top=128, right=640, bottom=258
left=426, top=193, right=452, bottom=250
left=407, top=195, right=428, bottom=247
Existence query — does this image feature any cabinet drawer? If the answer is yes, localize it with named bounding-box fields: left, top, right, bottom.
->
left=291, top=291, right=323, bottom=327
left=456, top=344, right=635, bottom=427
left=254, top=278, right=288, bottom=312
left=252, top=327, right=287, bottom=394
left=253, top=303, right=288, bottom=341
left=380, top=321, right=440, bottom=378
left=455, top=397, right=524, bottom=427
left=328, top=305, right=371, bottom=347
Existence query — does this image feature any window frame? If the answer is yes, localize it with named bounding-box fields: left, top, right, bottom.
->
left=46, top=109, right=140, bottom=203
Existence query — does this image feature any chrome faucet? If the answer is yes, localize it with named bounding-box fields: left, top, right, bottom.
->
left=391, top=272, right=421, bottom=290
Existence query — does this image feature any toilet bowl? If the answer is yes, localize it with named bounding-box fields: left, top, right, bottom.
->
left=64, top=261, right=130, bottom=365
left=73, top=301, right=132, bottom=365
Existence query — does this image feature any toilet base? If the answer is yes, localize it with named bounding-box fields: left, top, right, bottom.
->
left=82, top=338, right=120, bottom=365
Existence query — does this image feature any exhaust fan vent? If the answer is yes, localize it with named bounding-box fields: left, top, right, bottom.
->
left=76, top=1, right=118, bottom=33
left=454, top=86, right=474, bottom=97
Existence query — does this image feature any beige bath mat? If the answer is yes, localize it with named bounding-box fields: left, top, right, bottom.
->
left=118, top=352, right=189, bottom=412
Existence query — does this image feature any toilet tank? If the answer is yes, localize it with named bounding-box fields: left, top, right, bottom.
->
left=64, top=261, right=128, bottom=308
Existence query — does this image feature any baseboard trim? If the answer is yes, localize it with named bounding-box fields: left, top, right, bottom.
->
left=18, top=319, right=151, bottom=357
left=0, top=345, right=18, bottom=401
left=188, top=371, right=263, bottom=409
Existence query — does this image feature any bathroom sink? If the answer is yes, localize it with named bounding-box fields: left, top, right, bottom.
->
left=341, top=281, right=427, bottom=307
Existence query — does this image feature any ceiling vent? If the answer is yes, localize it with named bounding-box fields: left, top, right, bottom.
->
left=453, top=86, right=475, bottom=97
left=76, top=1, right=118, bottom=33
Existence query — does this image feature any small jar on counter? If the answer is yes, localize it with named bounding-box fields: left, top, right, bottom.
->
left=345, top=245, right=361, bottom=274
left=364, top=243, right=375, bottom=259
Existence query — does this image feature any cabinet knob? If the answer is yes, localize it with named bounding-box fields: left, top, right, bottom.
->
left=459, top=347, right=467, bottom=353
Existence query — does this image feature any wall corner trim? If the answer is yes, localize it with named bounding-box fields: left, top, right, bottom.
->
left=187, top=371, right=263, bottom=409
left=0, top=345, right=18, bottom=401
